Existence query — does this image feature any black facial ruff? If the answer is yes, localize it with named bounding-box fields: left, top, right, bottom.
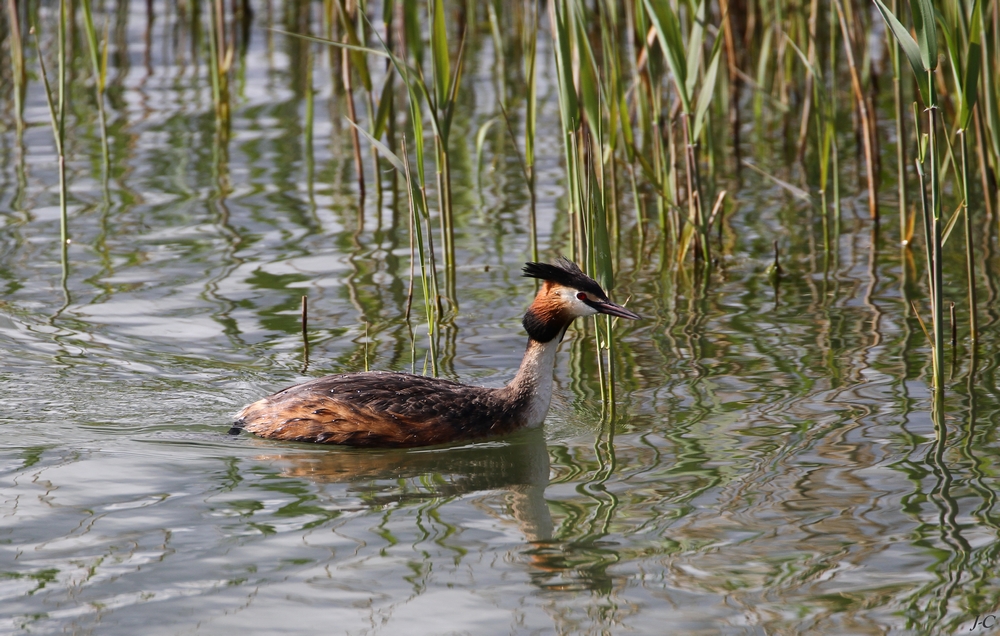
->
left=522, top=308, right=566, bottom=343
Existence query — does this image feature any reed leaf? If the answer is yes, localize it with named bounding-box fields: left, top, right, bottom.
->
left=910, top=0, right=937, bottom=71
left=401, top=137, right=438, bottom=367
left=523, top=0, right=537, bottom=171
left=685, top=0, right=707, bottom=100
left=940, top=200, right=964, bottom=246
left=785, top=33, right=821, bottom=91
left=330, top=15, right=430, bottom=188
left=430, top=0, right=450, bottom=107
left=590, top=173, right=614, bottom=290
left=270, top=28, right=390, bottom=58
left=81, top=0, right=110, bottom=173
left=372, top=76, right=395, bottom=139
left=939, top=10, right=961, bottom=89
left=439, top=30, right=468, bottom=140
left=34, top=30, right=62, bottom=156
left=676, top=221, right=696, bottom=264
left=618, top=87, right=635, bottom=163
left=32, top=12, right=69, bottom=249
left=549, top=0, right=579, bottom=132
left=487, top=0, right=505, bottom=105
left=5, top=0, right=26, bottom=136
left=597, top=0, right=624, bottom=156
left=402, top=75, right=429, bottom=186
left=80, top=1, right=102, bottom=85
left=346, top=118, right=405, bottom=174
left=693, top=34, right=723, bottom=140
left=742, top=160, right=812, bottom=201
left=475, top=117, right=498, bottom=189
left=872, top=0, right=931, bottom=105
left=643, top=0, right=690, bottom=110
left=571, top=2, right=602, bottom=134
left=403, top=2, right=422, bottom=68
left=630, top=142, right=670, bottom=199
left=910, top=300, right=933, bottom=344
left=99, top=20, right=109, bottom=91
left=938, top=7, right=977, bottom=130
left=334, top=0, right=372, bottom=92
left=959, top=0, right=982, bottom=130
left=753, top=27, right=773, bottom=119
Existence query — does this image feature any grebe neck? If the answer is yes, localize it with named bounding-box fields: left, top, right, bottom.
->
left=501, top=329, right=566, bottom=428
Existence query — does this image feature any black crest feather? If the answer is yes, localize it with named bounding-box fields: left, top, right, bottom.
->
left=521, top=258, right=607, bottom=299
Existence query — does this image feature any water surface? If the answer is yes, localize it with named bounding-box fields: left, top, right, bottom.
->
left=2, top=3, right=1000, bottom=635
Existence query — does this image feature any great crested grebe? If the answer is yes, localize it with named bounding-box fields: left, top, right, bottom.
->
left=230, top=258, right=639, bottom=447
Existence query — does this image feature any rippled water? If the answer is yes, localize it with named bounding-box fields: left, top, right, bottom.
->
left=3, top=3, right=1000, bottom=635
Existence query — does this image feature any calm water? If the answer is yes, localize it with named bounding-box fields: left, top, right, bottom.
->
left=3, top=3, right=1000, bottom=635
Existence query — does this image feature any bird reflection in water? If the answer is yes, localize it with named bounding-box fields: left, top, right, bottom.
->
left=253, top=427, right=554, bottom=544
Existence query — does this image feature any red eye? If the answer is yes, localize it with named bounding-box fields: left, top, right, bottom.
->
left=577, top=292, right=587, bottom=300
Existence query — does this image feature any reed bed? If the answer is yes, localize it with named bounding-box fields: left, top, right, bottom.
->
left=5, top=0, right=999, bottom=410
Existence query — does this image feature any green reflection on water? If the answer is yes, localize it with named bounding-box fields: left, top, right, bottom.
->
left=3, top=1, right=1000, bottom=634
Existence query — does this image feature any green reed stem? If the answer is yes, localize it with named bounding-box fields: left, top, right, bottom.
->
left=6, top=0, right=26, bottom=144
left=34, top=6, right=69, bottom=251
left=915, top=82, right=943, bottom=392
left=58, top=0, right=66, bottom=245
left=548, top=0, right=582, bottom=254
left=834, top=0, right=878, bottom=221
left=208, top=0, right=231, bottom=133
left=605, top=314, right=616, bottom=418
left=301, top=296, right=310, bottom=371
left=829, top=0, right=841, bottom=247
left=930, top=91, right=944, bottom=393
left=890, top=0, right=908, bottom=245
left=425, top=1, right=466, bottom=302
left=434, top=136, right=456, bottom=298
left=402, top=137, right=439, bottom=376
left=960, top=129, right=979, bottom=344
left=524, top=0, right=538, bottom=261
left=567, top=128, right=582, bottom=260
left=547, top=0, right=621, bottom=412
left=81, top=0, right=110, bottom=178
left=354, top=6, right=381, bottom=202
left=487, top=0, right=505, bottom=107
left=915, top=112, right=935, bottom=368
left=341, top=32, right=365, bottom=198
left=305, top=42, right=315, bottom=192
left=683, top=114, right=709, bottom=265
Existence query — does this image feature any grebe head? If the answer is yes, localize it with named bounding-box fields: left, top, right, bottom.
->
left=521, top=258, right=640, bottom=342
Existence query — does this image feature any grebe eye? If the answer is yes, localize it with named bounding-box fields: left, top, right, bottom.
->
left=577, top=292, right=587, bottom=301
